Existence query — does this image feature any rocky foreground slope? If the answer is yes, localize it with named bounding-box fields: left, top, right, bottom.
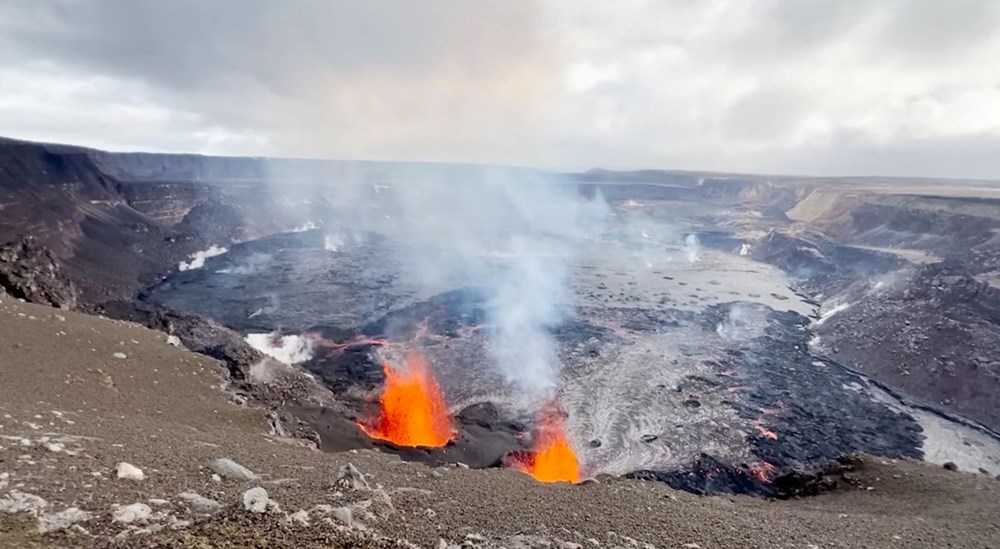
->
left=2, top=295, right=1000, bottom=548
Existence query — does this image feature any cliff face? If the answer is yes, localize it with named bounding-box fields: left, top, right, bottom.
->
left=0, top=138, right=307, bottom=303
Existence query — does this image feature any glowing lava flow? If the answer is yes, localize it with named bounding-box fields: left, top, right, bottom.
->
left=749, top=461, right=778, bottom=483
left=513, top=403, right=581, bottom=483
left=359, top=352, right=454, bottom=447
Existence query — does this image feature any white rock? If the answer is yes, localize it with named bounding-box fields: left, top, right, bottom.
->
left=0, top=490, right=48, bottom=514
left=166, top=335, right=182, bottom=347
left=242, top=487, right=269, bottom=513
left=112, top=503, right=152, bottom=524
left=166, top=515, right=192, bottom=530
left=178, top=492, right=221, bottom=514
left=211, top=458, right=256, bottom=480
left=335, top=463, right=369, bottom=491
left=348, top=490, right=394, bottom=523
left=112, top=352, right=128, bottom=359
left=331, top=506, right=353, bottom=527
left=289, top=509, right=310, bottom=526
left=44, top=442, right=65, bottom=453
left=211, top=473, right=221, bottom=483
left=116, top=462, right=144, bottom=481
left=38, top=507, right=93, bottom=533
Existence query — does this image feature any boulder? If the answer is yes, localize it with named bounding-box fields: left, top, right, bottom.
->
left=242, top=487, right=270, bottom=513
left=112, top=503, right=152, bottom=524
left=178, top=492, right=221, bottom=514
left=335, top=463, right=370, bottom=491
left=116, top=462, right=144, bottom=481
left=0, top=236, right=78, bottom=309
left=211, top=458, right=256, bottom=480
left=37, top=508, right=93, bottom=533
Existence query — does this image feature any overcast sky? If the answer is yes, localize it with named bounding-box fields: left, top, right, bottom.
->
left=1, top=0, right=999, bottom=178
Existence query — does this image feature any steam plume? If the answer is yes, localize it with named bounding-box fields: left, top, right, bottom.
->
left=387, top=168, right=608, bottom=399
left=273, top=164, right=608, bottom=402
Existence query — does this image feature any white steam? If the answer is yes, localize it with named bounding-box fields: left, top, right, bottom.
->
left=815, top=302, right=850, bottom=326
left=684, top=233, right=700, bottom=263
left=273, top=165, right=609, bottom=403
left=323, top=233, right=344, bottom=252
left=178, top=245, right=229, bottom=271
left=716, top=304, right=751, bottom=341
left=291, top=220, right=321, bottom=232
left=616, top=211, right=683, bottom=271
left=384, top=169, right=608, bottom=400
left=214, top=253, right=272, bottom=275
left=245, top=332, right=315, bottom=365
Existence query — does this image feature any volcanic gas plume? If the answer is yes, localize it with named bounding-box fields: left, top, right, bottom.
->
left=512, top=402, right=581, bottom=483
left=360, top=351, right=454, bottom=447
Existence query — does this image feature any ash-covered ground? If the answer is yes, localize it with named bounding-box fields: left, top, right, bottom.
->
left=145, top=211, right=1000, bottom=494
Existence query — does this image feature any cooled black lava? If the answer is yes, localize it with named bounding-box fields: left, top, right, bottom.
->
left=145, top=229, right=931, bottom=496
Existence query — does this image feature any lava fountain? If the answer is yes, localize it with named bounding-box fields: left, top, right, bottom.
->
left=359, top=351, right=454, bottom=447
left=512, top=402, right=581, bottom=483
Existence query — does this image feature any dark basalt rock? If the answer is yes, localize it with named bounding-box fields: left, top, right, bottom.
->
left=0, top=236, right=78, bottom=309
left=92, top=299, right=262, bottom=383
left=630, top=453, right=862, bottom=499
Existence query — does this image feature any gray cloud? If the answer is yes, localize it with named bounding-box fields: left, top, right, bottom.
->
left=0, top=1, right=544, bottom=85
left=1, top=0, right=999, bottom=178
left=721, top=87, right=807, bottom=141
left=879, top=0, right=1000, bottom=62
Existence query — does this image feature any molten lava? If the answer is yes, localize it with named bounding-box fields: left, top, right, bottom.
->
left=749, top=461, right=778, bottom=483
left=513, top=402, right=581, bottom=483
left=752, top=419, right=779, bottom=441
left=359, top=351, right=454, bottom=448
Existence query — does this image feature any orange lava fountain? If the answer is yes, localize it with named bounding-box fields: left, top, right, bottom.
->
left=359, top=351, right=454, bottom=447
left=513, top=402, right=581, bottom=483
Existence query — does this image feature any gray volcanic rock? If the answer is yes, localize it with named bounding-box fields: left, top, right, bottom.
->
left=0, top=236, right=78, bottom=309
left=211, top=458, right=257, bottom=480
left=179, top=492, right=221, bottom=514
left=335, top=463, right=370, bottom=491
left=242, top=487, right=270, bottom=513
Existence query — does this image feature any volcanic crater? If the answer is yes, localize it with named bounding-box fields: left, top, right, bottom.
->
left=6, top=137, right=1000, bottom=499
left=142, top=216, right=1000, bottom=496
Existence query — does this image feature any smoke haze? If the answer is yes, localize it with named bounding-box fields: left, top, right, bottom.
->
left=279, top=165, right=610, bottom=403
